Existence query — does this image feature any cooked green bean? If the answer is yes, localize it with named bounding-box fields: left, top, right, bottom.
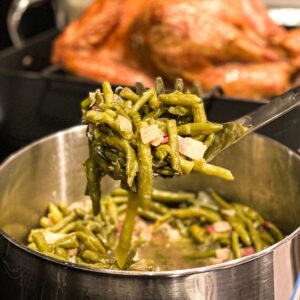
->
left=152, top=189, right=195, bottom=203
left=231, top=222, right=252, bottom=247
left=32, top=232, right=52, bottom=253
left=28, top=187, right=284, bottom=271
left=265, top=222, right=284, bottom=242
left=138, top=122, right=153, bottom=208
left=102, top=81, right=114, bottom=105
left=159, top=93, right=200, bottom=106
left=115, top=190, right=140, bottom=269
left=120, top=87, right=140, bottom=102
left=192, top=103, right=207, bottom=123
left=210, top=190, right=232, bottom=209
left=172, top=207, right=221, bottom=222
left=167, top=119, right=181, bottom=172
left=231, top=231, right=242, bottom=259
left=193, top=160, right=234, bottom=181
left=177, top=122, right=223, bottom=136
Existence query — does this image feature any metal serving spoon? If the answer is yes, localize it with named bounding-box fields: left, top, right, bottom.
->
left=204, top=85, right=300, bottom=162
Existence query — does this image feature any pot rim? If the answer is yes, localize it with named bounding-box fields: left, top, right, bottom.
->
left=1, top=125, right=299, bottom=277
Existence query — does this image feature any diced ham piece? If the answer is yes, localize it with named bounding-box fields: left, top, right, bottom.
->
left=241, top=246, right=255, bottom=257
left=140, top=124, right=164, bottom=144
left=216, top=248, right=231, bottom=261
left=212, top=221, right=232, bottom=232
left=151, top=135, right=164, bottom=146
left=43, top=232, right=67, bottom=244
left=117, top=115, right=133, bottom=138
left=221, top=209, right=236, bottom=217
left=178, top=136, right=207, bottom=160
left=207, top=225, right=215, bottom=233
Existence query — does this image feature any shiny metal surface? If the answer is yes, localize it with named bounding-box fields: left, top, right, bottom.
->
left=0, top=125, right=300, bottom=300
left=205, top=85, right=300, bottom=162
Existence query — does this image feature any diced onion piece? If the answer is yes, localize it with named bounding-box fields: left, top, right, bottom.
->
left=241, top=246, right=255, bottom=257
left=151, top=135, right=164, bottom=146
left=43, top=232, right=67, bottom=244
left=216, top=248, right=231, bottom=261
left=117, top=115, right=133, bottom=138
left=140, top=124, right=164, bottom=144
left=221, top=209, right=236, bottom=217
left=212, top=221, right=232, bottom=232
left=178, top=136, right=207, bottom=160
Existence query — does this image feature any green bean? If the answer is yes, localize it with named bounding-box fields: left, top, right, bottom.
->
left=167, top=119, right=181, bottom=173
left=55, top=233, right=79, bottom=249
left=168, top=106, right=191, bottom=116
left=49, top=213, right=76, bottom=233
left=104, top=136, right=138, bottom=187
left=231, top=222, right=252, bottom=247
left=265, top=222, right=284, bottom=242
left=106, top=200, right=118, bottom=226
left=152, top=189, right=195, bottom=203
left=81, top=97, right=91, bottom=109
left=81, top=250, right=108, bottom=263
left=132, top=88, right=155, bottom=113
left=193, top=160, right=234, bottom=181
left=177, top=122, right=223, bottom=136
left=147, top=200, right=169, bottom=215
left=102, top=81, right=114, bottom=104
left=84, top=158, right=101, bottom=215
left=115, top=190, right=140, bottom=269
left=155, top=145, right=179, bottom=173
left=233, top=203, right=264, bottom=225
left=245, top=218, right=263, bottom=252
left=186, top=249, right=216, bottom=259
left=27, top=242, right=38, bottom=251
left=259, top=230, right=275, bottom=244
left=172, top=207, right=222, bottom=222
left=192, top=103, right=207, bottom=123
left=120, top=87, right=140, bottom=102
left=231, top=231, right=242, bottom=259
left=32, top=232, right=52, bottom=253
left=48, top=203, right=63, bottom=223
left=159, top=93, right=201, bottom=106
left=190, top=224, right=206, bottom=243
left=59, top=203, right=69, bottom=216
left=55, top=247, right=68, bottom=259
left=110, top=188, right=128, bottom=197
left=204, top=133, right=215, bottom=148
left=154, top=213, right=172, bottom=230
left=138, top=122, right=153, bottom=208
left=179, top=158, right=195, bottom=174
left=40, top=216, right=53, bottom=228
left=142, top=106, right=166, bottom=121
left=209, top=190, right=232, bottom=209
left=149, top=92, right=160, bottom=110
left=209, top=232, right=231, bottom=245
left=138, top=208, right=161, bottom=221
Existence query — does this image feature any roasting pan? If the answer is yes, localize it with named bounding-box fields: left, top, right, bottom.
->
left=0, top=29, right=299, bottom=161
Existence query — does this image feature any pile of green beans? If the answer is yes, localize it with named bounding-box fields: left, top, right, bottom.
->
left=27, top=189, right=284, bottom=271
left=81, top=78, right=233, bottom=216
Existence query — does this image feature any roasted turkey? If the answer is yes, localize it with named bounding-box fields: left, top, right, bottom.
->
left=52, top=0, right=300, bottom=99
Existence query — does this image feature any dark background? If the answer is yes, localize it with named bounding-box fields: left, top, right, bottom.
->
left=0, top=0, right=54, bottom=50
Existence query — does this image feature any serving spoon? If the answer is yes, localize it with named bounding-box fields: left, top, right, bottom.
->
left=204, top=85, right=300, bottom=162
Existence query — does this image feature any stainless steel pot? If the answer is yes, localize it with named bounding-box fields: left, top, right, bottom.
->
left=0, top=125, right=299, bottom=300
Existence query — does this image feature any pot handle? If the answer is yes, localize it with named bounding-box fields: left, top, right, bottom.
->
left=7, top=0, right=66, bottom=48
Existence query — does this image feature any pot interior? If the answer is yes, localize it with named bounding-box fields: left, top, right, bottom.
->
left=0, top=126, right=299, bottom=245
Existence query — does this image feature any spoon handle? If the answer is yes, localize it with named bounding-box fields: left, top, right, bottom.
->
left=238, top=85, right=300, bottom=134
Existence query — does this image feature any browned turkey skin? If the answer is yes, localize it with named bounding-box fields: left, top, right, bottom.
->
left=52, top=0, right=300, bottom=99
